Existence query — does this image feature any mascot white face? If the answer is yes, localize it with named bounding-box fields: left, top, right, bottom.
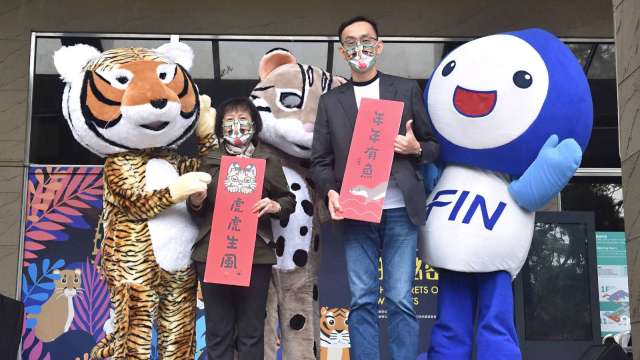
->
left=53, top=42, right=200, bottom=157
left=251, top=49, right=345, bottom=159
left=427, top=34, right=550, bottom=150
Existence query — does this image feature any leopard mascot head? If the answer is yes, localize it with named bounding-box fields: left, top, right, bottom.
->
left=251, top=48, right=345, bottom=159
left=53, top=42, right=200, bottom=156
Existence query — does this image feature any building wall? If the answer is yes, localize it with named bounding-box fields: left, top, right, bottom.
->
left=0, top=0, right=614, bottom=298
left=613, top=0, right=640, bottom=356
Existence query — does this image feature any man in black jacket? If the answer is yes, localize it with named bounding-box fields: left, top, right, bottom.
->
left=311, top=16, right=439, bottom=360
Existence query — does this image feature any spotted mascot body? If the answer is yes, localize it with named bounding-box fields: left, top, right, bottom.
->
left=251, top=49, right=344, bottom=359
left=53, top=42, right=216, bottom=359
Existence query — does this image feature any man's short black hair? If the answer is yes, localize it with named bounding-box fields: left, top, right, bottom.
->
left=215, top=97, right=263, bottom=145
left=338, top=16, right=379, bottom=42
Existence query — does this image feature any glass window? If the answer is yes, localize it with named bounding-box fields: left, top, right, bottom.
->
left=94, top=39, right=214, bottom=79
left=183, top=40, right=215, bottom=79
left=27, top=34, right=618, bottom=166
left=572, top=42, right=618, bottom=169
left=523, top=221, right=594, bottom=341
left=332, top=41, right=444, bottom=80
left=561, top=177, right=624, bottom=232
left=102, top=39, right=167, bottom=50
left=34, top=38, right=62, bottom=75
left=588, top=44, right=616, bottom=79
left=567, top=43, right=594, bottom=69
left=218, top=41, right=328, bottom=79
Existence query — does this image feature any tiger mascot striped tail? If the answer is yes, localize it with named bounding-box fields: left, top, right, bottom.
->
left=53, top=42, right=217, bottom=360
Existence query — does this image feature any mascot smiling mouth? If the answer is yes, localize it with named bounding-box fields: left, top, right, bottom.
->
left=453, top=85, right=497, bottom=118
left=140, top=121, right=170, bottom=131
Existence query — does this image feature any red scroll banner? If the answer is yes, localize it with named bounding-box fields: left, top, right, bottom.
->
left=339, top=98, right=404, bottom=223
left=204, top=155, right=266, bottom=286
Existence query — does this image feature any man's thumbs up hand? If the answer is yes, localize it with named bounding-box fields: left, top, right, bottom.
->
left=394, top=119, right=421, bottom=155
left=406, top=119, right=415, bottom=135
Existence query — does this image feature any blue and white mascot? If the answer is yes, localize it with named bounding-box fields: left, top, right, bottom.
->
left=420, top=28, right=593, bottom=360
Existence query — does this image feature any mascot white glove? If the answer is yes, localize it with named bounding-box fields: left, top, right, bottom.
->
left=169, top=172, right=212, bottom=202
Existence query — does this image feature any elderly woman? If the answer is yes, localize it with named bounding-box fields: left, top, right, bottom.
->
left=188, top=97, right=295, bottom=360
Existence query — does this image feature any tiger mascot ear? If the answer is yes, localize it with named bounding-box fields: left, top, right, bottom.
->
left=258, top=48, right=297, bottom=81
left=53, top=44, right=101, bottom=83
left=155, top=42, right=195, bottom=71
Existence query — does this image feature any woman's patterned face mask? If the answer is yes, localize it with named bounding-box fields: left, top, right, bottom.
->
left=222, top=116, right=254, bottom=147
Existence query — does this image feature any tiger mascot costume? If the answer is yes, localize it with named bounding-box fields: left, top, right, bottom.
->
left=251, top=49, right=345, bottom=359
left=53, top=42, right=217, bottom=359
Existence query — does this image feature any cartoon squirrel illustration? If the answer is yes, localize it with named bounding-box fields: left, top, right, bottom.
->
left=349, top=181, right=388, bottom=203
left=30, top=269, right=82, bottom=342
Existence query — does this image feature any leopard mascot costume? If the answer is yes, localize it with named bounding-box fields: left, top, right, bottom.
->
left=251, top=49, right=345, bottom=359
left=53, top=42, right=217, bottom=359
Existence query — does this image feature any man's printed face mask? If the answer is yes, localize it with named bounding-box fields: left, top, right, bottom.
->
left=342, top=37, right=378, bottom=73
left=222, top=113, right=254, bottom=147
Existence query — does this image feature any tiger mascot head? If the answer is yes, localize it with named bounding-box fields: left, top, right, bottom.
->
left=53, top=42, right=200, bottom=157
left=320, top=307, right=350, bottom=348
left=251, top=48, right=345, bottom=159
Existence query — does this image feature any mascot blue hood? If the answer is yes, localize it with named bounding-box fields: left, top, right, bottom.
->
left=424, top=28, right=593, bottom=176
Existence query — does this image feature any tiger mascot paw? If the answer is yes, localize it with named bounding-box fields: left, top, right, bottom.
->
left=168, top=172, right=212, bottom=203
left=196, top=94, right=216, bottom=140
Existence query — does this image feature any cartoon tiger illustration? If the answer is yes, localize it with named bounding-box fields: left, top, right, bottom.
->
left=53, top=42, right=216, bottom=360
left=224, top=163, right=258, bottom=194
left=320, top=307, right=350, bottom=360
left=251, top=48, right=345, bottom=360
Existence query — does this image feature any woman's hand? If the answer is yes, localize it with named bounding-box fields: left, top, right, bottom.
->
left=252, top=197, right=281, bottom=217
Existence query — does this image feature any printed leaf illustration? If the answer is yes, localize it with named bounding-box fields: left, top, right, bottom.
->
left=23, top=167, right=103, bottom=266
left=195, top=314, right=207, bottom=360
left=70, top=257, right=110, bottom=342
left=22, top=328, right=51, bottom=360
left=21, top=259, right=65, bottom=329
left=20, top=166, right=107, bottom=360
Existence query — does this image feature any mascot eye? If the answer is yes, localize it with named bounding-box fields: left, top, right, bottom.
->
left=328, top=319, right=335, bottom=326
left=157, top=64, right=177, bottom=84
left=104, top=69, right=134, bottom=90
left=279, top=92, right=303, bottom=109
left=513, top=70, right=533, bottom=88
left=442, top=60, right=456, bottom=77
